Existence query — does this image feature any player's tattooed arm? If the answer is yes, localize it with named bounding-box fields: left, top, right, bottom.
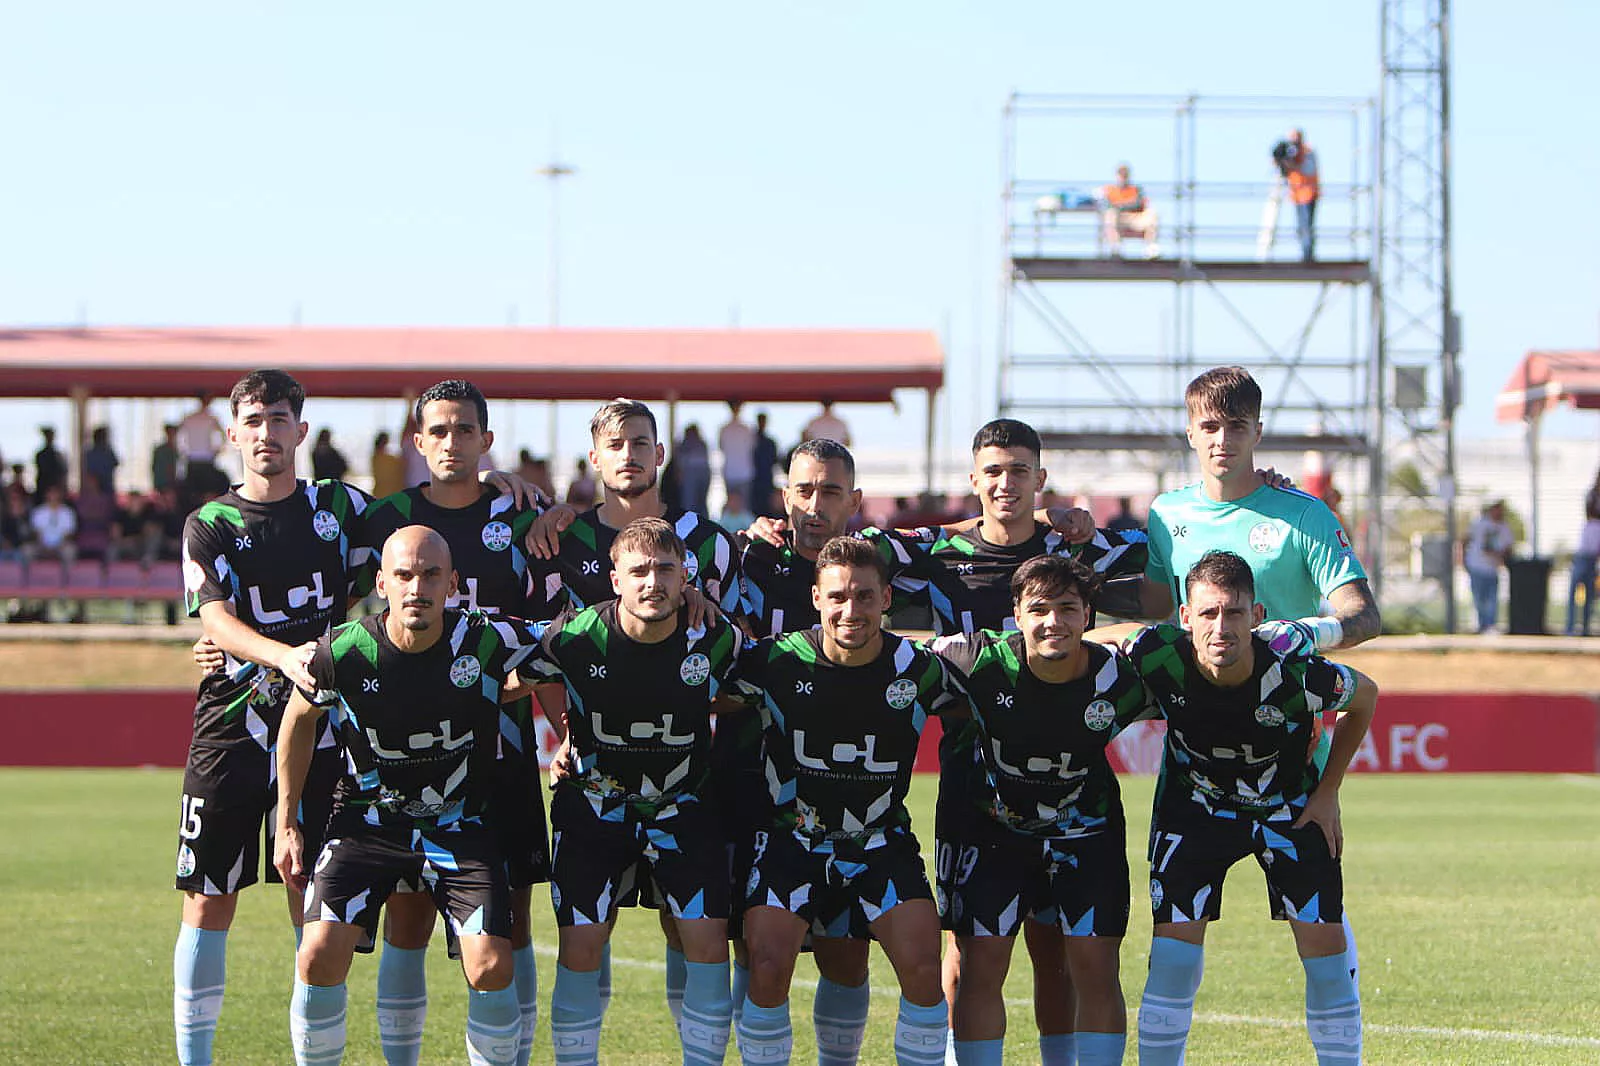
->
left=525, top=503, right=578, bottom=559
left=195, top=601, right=318, bottom=691
left=1293, top=667, right=1378, bottom=858
left=273, top=688, right=325, bottom=892
left=1326, top=580, right=1382, bottom=649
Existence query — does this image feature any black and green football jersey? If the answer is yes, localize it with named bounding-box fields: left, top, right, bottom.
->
left=354, top=485, right=542, bottom=614
left=305, top=609, right=538, bottom=830
left=727, top=629, right=970, bottom=855
left=182, top=479, right=370, bottom=749
left=519, top=601, right=741, bottom=813
left=1124, top=623, right=1356, bottom=821
left=930, top=630, right=1151, bottom=839
left=736, top=534, right=818, bottom=638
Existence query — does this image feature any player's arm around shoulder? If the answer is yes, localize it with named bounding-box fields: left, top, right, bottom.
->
left=1326, top=580, right=1382, bottom=649
left=273, top=639, right=336, bottom=891
left=1293, top=663, right=1378, bottom=858
left=195, top=600, right=320, bottom=692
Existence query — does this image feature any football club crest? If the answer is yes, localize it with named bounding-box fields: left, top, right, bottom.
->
left=683, top=552, right=700, bottom=580
left=1083, top=699, right=1116, bottom=731
left=481, top=521, right=513, bottom=552
left=1248, top=521, right=1282, bottom=554
left=1254, top=703, right=1286, bottom=727
left=885, top=678, right=918, bottom=710
left=312, top=509, right=341, bottom=542
left=1149, top=878, right=1165, bottom=907
left=176, top=845, right=197, bottom=878
left=450, top=654, right=482, bottom=688
left=679, top=652, right=711, bottom=686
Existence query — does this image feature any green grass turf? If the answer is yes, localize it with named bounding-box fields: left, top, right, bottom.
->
left=2, top=769, right=1597, bottom=1064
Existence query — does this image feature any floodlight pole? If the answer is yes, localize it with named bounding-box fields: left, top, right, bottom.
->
left=536, top=161, right=576, bottom=464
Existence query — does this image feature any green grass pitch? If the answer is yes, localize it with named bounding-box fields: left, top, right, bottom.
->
left=2, top=769, right=1597, bottom=1064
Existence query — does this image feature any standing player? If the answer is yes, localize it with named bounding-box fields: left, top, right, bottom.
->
left=731, top=437, right=874, bottom=1065
left=275, top=526, right=534, bottom=1066
left=726, top=537, right=972, bottom=1066
left=356, top=380, right=549, bottom=1066
left=927, top=556, right=1151, bottom=1066
left=1137, top=365, right=1381, bottom=992
left=1125, top=551, right=1376, bottom=1065
left=173, top=370, right=370, bottom=1066
left=520, top=518, right=741, bottom=1066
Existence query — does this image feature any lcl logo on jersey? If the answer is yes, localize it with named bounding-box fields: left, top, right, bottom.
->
left=794, top=729, right=897, bottom=772
left=593, top=712, right=697, bottom=746
left=1083, top=699, right=1116, bottom=731
left=248, top=574, right=336, bottom=623
left=991, top=739, right=1086, bottom=781
left=481, top=521, right=513, bottom=552
left=679, top=653, right=711, bottom=686
left=1254, top=704, right=1286, bottom=727
left=450, top=655, right=482, bottom=688
left=312, top=509, right=342, bottom=542
left=884, top=678, right=918, bottom=710
left=368, top=722, right=473, bottom=758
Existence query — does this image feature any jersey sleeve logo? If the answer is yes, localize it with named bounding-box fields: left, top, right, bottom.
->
left=679, top=652, right=711, bottom=686
left=1083, top=699, right=1116, bottom=731
left=885, top=678, right=918, bottom=709
left=176, top=845, right=197, bottom=878
left=1248, top=521, right=1284, bottom=554
left=449, top=654, right=482, bottom=688
left=481, top=521, right=513, bottom=552
left=183, top=559, right=206, bottom=593
left=684, top=551, right=700, bottom=580
left=1254, top=703, right=1286, bottom=727
left=312, top=509, right=342, bottom=541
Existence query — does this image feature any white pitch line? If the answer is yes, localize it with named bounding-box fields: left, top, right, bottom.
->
left=535, top=946, right=1600, bottom=1049
left=1559, top=773, right=1600, bottom=788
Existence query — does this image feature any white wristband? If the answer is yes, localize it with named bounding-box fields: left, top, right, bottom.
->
left=1298, top=616, right=1344, bottom=651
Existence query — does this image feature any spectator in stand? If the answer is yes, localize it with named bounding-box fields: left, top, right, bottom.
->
left=717, top=401, right=755, bottom=503
left=1464, top=500, right=1514, bottom=634
left=177, top=393, right=227, bottom=502
left=720, top=487, right=754, bottom=539
left=311, top=427, right=350, bottom=483
left=85, top=425, right=120, bottom=495
left=5, top=463, right=29, bottom=512
left=371, top=432, right=405, bottom=498
left=751, top=410, right=780, bottom=516
left=673, top=424, right=711, bottom=515
left=152, top=423, right=181, bottom=495
left=1567, top=481, right=1600, bottom=636
left=1098, top=163, right=1161, bottom=259
left=566, top=457, right=597, bottom=508
left=27, top=483, right=77, bottom=564
left=801, top=399, right=851, bottom=446
left=74, top=473, right=122, bottom=562
left=1106, top=496, right=1144, bottom=533
left=1282, top=128, right=1320, bottom=262
left=147, top=487, right=186, bottom=562
left=35, top=426, right=68, bottom=504
left=0, top=492, right=24, bottom=560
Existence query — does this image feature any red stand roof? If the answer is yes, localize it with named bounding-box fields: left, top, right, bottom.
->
left=1495, top=349, right=1600, bottom=422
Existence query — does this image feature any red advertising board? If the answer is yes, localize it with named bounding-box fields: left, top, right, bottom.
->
left=3, top=690, right=1598, bottom=774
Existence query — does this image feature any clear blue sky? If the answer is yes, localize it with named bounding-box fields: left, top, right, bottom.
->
left=1, top=1, right=1596, bottom=478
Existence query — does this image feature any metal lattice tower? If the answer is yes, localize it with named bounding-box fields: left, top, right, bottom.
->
left=1376, top=0, right=1456, bottom=624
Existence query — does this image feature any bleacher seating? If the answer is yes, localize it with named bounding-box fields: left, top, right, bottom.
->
left=0, top=557, right=184, bottom=615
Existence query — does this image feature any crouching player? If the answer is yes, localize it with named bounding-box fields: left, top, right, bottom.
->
left=274, top=526, right=538, bottom=1066
left=1126, top=550, right=1377, bottom=1065
left=725, top=536, right=972, bottom=1066
left=522, top=516, right=742, bottom=1066
left=928, top=555, right=1151, bottom=1066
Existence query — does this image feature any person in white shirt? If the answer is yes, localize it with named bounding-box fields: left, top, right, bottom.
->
left=1567, top=483, right=1600, bottom=636
left=717, top=401, right=756, bottom=502
left=1464, top=500, right=1514, bottom=634
left=177, top=394, right=227, bottom=501
left=27, top=483, right=77, bottom=563
left=801, top=399, right=851, bottom=447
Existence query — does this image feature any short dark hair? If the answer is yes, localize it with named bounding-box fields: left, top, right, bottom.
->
left=1184, top=549, right=1256, bottom=600
left=790, top=438, right=856, bottom=483
left=1185, top=367, right=1262, bottom=422
left=230, top=370, right=305, bottom=418
left=415, top=379, right=489, bottom=430
left=1010, top=554, right=1099, bottom=606
left=814, top=535, right=889, bottom=588
left=971, top=418, right=1041, bottom=459
left=610, top=516, right=686, bottom=564
left=590, top=398, right=658, bottom=443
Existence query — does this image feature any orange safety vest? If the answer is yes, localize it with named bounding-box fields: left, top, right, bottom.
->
left=1104, top=183, right=1144, bottom=211
left=1286, top=152, right=1319, bottom=204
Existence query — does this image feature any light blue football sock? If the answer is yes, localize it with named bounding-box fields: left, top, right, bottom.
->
left=893, top=998, right=948, bottom=1066
left=512, top=945, right=538, bottom=1066
left=737, top=999, right=792, bottom=1065
left=598, top=944, right=613, bottom=1015
left=1075, top=1031, right=1126, bottom=1066
left=952, top=1037, right=1003, bottom=1065
left=1039, top=1031, right=1077, bottom=1065
left=290, top=979, right=347, bottom=1066
left=1137, top=937, right=1205, bottom=1066
left=465, top=986, right=521, bottom=1066
left=376, top=944, right=428, bottom=1066
left=294, top=923, right=304, bottom=949
left=174, top=925, right=227, bottom=1066
left=551, top=963, right=603, bottom=1066
left=813, top=975, right=870, bottom=1066
left=680, top=960, right=733, bottom=1065
left=1304, top=952, right=1362, bottom=1065
left=665, top=945, right=688, bottom=1025
left=730, top=960, right=750, bottom=1029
